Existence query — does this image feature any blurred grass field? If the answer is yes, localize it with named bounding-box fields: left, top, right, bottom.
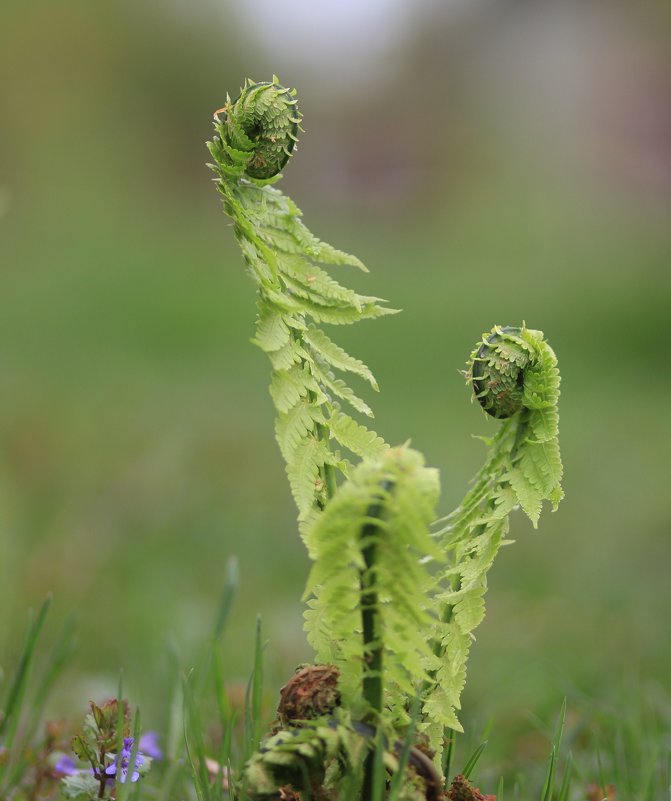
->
left=1, top=0, right=670, bottom=767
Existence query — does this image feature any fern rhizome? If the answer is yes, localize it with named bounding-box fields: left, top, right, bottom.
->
left=207, top=77, right=563, bottom=800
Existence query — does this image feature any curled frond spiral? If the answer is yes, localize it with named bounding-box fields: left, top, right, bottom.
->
left=469, top=325, right=528, bottom=418
left=211, top=76, right=300, bottom=180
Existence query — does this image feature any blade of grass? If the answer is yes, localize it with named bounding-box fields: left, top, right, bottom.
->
left=157, top=761, right=183, bottom=801
left=4, top=611, right=76, bottom=789
left=218, top=708, right=237, bottom=777
left=165, top=639, right=183, bottom=764
left=116, top=707, right=141, bottom=801
left=594, top=734, right=608, bottom=801
left=462, top=740, right=488, bottom=780
left=614, top=723, right=629, bottom=791
left=194, top=556, right=238, bottom=701
left=640, top=744, right=660, bottom=801
left=0, top=595, right=51, bottom=746
left=111, top=672, right=128, bottom=801
left=157, top=648, right=186, bottom=801
left=183, top=671, right=213, bottom=801
left=539, top=698, right=567, bottom=801
left=213, top=648, right=230, bottom=741
left=443, top=728, right=457, bottom=789
left=497, top=775, right=504, bottom=801
left=244, top=616, right=264, bottom=761
left=116, top=671, right=126, bottom=748
left=213, top=557, right=238, bottom=643
left=540, top=746, right=557, bottom=801
left=29, top=613, right=76, bottom=726
left=557, top=751, right=573, bottom=801
left=213, top=759, right=227, bottom=801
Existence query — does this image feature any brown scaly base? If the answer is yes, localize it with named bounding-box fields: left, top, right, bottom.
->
left=446, top=774, right=496, bottom=801
left=273, top=665, right=497, bottom=801
left=277, top=665, right=341, bottom=727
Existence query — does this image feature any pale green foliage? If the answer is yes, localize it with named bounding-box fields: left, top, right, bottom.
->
left=207, top=77, right=394, bottom=534
left=209, top=80, right=564, bottom=791
left=418, top=326, right=563, bottom=748
left=303, top=447, right=442, bottom=718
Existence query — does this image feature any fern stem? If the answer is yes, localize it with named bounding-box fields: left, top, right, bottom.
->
left=360, top=480, right=392, bottom=801
left=360, top=485, right=389, bottom=714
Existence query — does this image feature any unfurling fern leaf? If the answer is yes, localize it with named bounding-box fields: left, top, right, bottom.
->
left=419, top=325, right=563, bottom=751
left=303, top=446, right=442, bottom=725
left=207, top=77, right=394, bottom=533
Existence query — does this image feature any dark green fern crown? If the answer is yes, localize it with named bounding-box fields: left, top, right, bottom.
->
left=211, top=76, right=301, bottom=181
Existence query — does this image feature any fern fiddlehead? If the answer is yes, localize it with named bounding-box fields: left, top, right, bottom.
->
left=470, top=325, right=528, bottom=419
left=212, top=78, right=299, bottom=180
left=465, top=324, right=563, bottom=525
left=418, top=324, right=562, bottom=755
left=207, top=77, right=393, bottom=535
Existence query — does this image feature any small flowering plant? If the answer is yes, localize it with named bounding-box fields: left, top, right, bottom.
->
left=104, top=737, right=145, bottom=784
left=58, top=699, right=153, bottom=800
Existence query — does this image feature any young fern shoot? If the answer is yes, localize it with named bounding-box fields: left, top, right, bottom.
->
left=303, top=447, right=443, bottom=724
left=420, top=325, right=563, bottom=751
left=207, top=77, right=392, bottom=537
left=208, top=79, right=563, bottom=798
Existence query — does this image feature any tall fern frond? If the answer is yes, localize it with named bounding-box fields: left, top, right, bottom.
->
left=419, top=325, right=563, bottom=751
left=207, top=77, right=394, bottom=532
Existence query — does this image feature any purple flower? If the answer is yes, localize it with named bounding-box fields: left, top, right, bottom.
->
left=104, top=737, right=145, bottom=783
left=139, top=730, right=162, bottom=760
left=54, top=755, right=78, bottom=776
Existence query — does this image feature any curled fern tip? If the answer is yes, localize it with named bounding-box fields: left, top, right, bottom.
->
left=464, top=323, right=563, bottom=523
left=211, top=76, right=301, bottom=181
left=469, top=325, right=527, bottom=418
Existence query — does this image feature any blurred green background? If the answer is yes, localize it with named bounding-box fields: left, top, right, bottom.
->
left=1, top=0, right=670, bottom=761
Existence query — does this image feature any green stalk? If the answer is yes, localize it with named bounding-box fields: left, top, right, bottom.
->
left=360, top=480, right=393, bottom=801
left=425, top=409, right=531, bottom=672
left=419, top=410, right=532, bottom=783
